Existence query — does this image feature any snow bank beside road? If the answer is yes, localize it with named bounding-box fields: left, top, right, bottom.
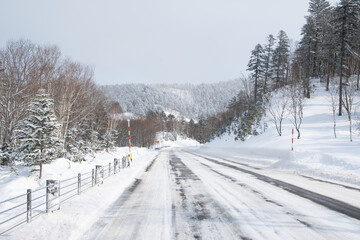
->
left=0, top=147, right=158, bottom=239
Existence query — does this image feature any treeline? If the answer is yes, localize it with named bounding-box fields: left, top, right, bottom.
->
left=189, top=0, right=360, bottom=143
left=0, top=39, right=114, bottom=169
left=293, top=0, right=360, bottom=118
left=0, top=40, right=164, bottom=174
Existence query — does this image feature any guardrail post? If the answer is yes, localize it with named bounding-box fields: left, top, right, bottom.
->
left=95, top=165, right=104, bottom=185
left=46, top=180, right=60, bottom=213
left=78, top=173, right=81, bottom=195
left=92, top=169, right=95, bottom=187
left=27, top=189, right=32, bottom=223
left=122, top=156, right=126, bottom=169
left=114, top=158, right=117, bottom=174
left=109, top=163, right=111, bottom=177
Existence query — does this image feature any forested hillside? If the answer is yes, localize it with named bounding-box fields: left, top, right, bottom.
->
left=102, top=80, right=243, bottom=119
left=189, top=0, right=360, bottom=144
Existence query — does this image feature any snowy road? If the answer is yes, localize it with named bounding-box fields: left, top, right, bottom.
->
left=81, top=149, right=360, bottom=240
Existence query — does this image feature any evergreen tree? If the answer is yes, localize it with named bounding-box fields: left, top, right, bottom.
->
left=308, top=0, right=333, bottom=78
left=78, top=120, right=101, bottom=155
left=295, top=16, right=318, bottom=98
left=16, top=89, right=62, bottom=178
left=272, top=30, right=290, bottom=89
left=101, top=129, right=118, bottom=152
left=0, top=143, right=13, bottom=166
left=65, top=128, right=86, bottom=162
left=333, top=0, right=360, bottom=115
left=263, top=34, right=275, bottom=94
left=247, top=44, right=265, bottom=102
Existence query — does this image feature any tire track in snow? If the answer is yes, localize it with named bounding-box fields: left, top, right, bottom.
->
left=169, top=153, right=251, bottom=240
left=80, top=152, right=162, bottom=240
left=198, top=162, right=319, bottom=229
left=186, top=151, right=360, bottom=221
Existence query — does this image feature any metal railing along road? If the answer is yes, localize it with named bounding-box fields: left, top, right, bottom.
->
left=0, top=156, right=131, bottom=236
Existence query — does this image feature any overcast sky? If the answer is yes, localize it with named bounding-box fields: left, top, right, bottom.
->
left=0, top=0, right=339, bottom=85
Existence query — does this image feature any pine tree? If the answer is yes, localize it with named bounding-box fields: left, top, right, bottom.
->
left=263, top=34, right=275, bottom=94
left=333, top=0, right=360, bottom=115
left=79, top=120, right=101, bottom=155
left=308, top=0, right=332, bottom=78
left=272, top=30, right=290, bottom=89
left=65, top=128, right=86, bottom=162
left=295, top=16, right=318, bottom=98
left=101, top=129, right=118, bottom=152
left=16, top=89, right=63, bottom=178
left=247, top=44, right=265, bottom=102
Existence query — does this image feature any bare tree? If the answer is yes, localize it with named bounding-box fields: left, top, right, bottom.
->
left=267, top=87, right=289, bottom=136
left=240, top=74, right=254, bottom=103
left=28, top=45, right=61, bottom=93
left=52, top=60, right=96, bottom=141
left=328, top=79, right=338, bottom=138
left=107, top=102, right=122, bottom=133
left=289, top=83, right=305, bottom=139
left=0, top=40, right=36, bottom=146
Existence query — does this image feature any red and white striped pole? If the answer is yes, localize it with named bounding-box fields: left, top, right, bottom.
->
left=292, top=128, right=294, bottom=151
left=128, top=119, right=131, bottom=153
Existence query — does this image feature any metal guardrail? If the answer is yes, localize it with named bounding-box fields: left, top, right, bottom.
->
left=0, top=156, right=131, bottom=235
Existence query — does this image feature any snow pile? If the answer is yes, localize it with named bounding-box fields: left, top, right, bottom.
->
left=200, top=79, right=360, bottom=186
left=1, top=148, right=130, bottom=199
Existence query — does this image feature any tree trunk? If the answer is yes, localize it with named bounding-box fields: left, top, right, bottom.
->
left=357, top=61, right=360, bottom=91
left=333, top=111, right=337, bottom=139
left=296, top=128, right=301, bottom=139
left=40, top=162, right=43, bottom=179
left=349, top=118, right=352, bottom=142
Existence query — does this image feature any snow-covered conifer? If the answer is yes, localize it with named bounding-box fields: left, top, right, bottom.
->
left=247, top=44, right=266, bottom=102
left=272, top=30, right=290, bottom=89
left=16, top=89, right=63, bottom=178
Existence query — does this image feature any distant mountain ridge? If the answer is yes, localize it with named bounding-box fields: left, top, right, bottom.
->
left=101, top=79, right=243, bottom=119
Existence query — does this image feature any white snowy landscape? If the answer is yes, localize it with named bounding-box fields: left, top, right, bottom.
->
left=1, top=79, right=360, bottom=239
left=2, top=0, right=360, bottom=239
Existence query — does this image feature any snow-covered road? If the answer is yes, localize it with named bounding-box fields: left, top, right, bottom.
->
left=80, top=149, right=360, bottom=240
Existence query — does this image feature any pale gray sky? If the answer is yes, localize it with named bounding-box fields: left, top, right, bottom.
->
left=0, top=0, right=339, bottom=85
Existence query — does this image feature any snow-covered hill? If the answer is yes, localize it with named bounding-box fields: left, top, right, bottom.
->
left=101, top=79, right=243, bottom=119
left=198, top=79, right=360, bottom=186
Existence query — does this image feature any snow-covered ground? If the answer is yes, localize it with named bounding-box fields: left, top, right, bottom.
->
left=0, top=137, right=198, bottom=239
left=1, top=80, right=360, bottom=239
left=199, top=79, right=360, bottom=188
left=0, top=147, right=158, bottom=238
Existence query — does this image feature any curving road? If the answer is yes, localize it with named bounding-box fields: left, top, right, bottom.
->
left=81, top=149, right=360, bottom=240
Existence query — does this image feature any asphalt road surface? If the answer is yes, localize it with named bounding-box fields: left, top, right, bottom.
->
left=81, top=149, right=360, bottom=240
